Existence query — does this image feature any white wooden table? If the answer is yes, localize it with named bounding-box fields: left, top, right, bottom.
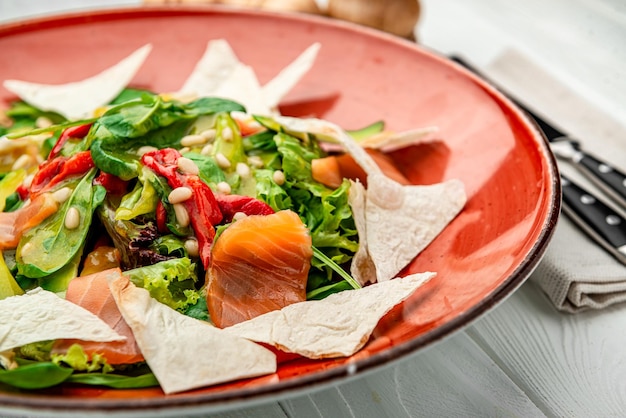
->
left=1, top=1, right=625, bottom=416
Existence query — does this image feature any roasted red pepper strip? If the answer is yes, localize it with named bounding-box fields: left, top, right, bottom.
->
left=141, top=148, right=222, bottom=269
left=94, top=172, right=129, bottom=195
left=48, top=123, right=93, bottom=160
left=215, top=194, right=274, bottom=223
left=29, top=158, right=66, bottom=195
left=155, top=201, right=168, bottom=234
left=29, top=151, right=95, bottom=198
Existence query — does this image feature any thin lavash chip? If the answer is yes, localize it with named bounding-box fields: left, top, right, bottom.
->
left=225, top=272, right=436, bottom=359
left=0, top=288, right=125, bottom=352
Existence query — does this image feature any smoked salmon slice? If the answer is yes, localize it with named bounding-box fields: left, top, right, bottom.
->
left=311, top=149, right=411, bottom=189
left=52, top=268, right=144, bottom=365
left=207, top=210, right=312, bottom=328
left=0, top=193, right=59, bottom=250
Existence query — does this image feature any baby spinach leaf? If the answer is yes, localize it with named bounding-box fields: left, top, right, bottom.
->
left=17, top=170, right=106, bottom=278
left=183, top=152, right=226, bottom=188
left=0, top=362, right=72, bottom=389
left=66, top=372, right=159, bottom=389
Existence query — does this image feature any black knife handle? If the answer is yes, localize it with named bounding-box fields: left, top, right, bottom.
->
left=561, top=174, right=626, bottom=263
left=577, top=153, right=626, bottom=208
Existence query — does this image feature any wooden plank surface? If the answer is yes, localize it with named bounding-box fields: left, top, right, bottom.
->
left=469, top=282, right=626, bottom=417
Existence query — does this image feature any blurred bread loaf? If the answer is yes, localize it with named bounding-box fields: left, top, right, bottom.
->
left=143, top=0, right=420, bottom=38
left=327, top=0, right=420, bottom=39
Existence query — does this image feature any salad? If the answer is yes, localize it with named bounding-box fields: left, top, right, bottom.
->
left=0, top=41, right=465, bottom=394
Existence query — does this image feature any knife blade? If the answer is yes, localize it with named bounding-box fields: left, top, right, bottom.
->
left=451, top=55, right=626, bottom=265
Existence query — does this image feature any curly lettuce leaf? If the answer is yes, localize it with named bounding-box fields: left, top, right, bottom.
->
left=124, top=257, right=200, bottom=311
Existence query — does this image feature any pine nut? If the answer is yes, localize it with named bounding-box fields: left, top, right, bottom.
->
left=64, top=207, right=81, bottom=229
left=168, top=187, right=193, bottom=204
left=221, top=126, right=233, bottom=141
left=216, top=181, right=231, bottom=194
left=184, top=238, right=199, bottom=257
left=215, top=152, right=231, bottom=169
left=247, top=155, right=264, bottom=168
left=35, top=116, right=53, bottom=128
left=180, top=134, right=206, bottom=147
left=236, top=162, right=251, bottom=178
left=52, top=187, right=72, bottom=203
left=179, top=147, right=191, bottom=154
left=137, top=146, right=158, bottom=156
left=177, top=157, right=199, bottom=175
left=200, top=144, right=214, bottom=156
left=173, top=203, right=190, bottom=227
left=20, top=242, right=33, bottom=257
left=200, top=129, right=216, bottom=141
left=22, top=174, right=34, bottom=189
left=11, top=155, right=33, bottom=171
left=232, top=211, right=247, bottom=221
left=272, top=170, right=286, bottom=185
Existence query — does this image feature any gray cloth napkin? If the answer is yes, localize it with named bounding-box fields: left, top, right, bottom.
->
left=483, top=49, right=626, bottom=313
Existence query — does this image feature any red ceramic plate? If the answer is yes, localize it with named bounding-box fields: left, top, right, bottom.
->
left=0, top=6, right=560, bottom=416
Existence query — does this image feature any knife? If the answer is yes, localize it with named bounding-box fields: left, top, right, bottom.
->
left=561, top=174, right=626, bottom=264
left=550, top=139, right=626, bottom=210
left=451, top=56, right=626, bottom=265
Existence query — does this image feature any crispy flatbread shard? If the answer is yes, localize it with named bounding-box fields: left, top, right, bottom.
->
left=358, top=126, right=439, bottom=152
left=262, top=43, right=321, bottom=108
left=363, top=174, right=466, bottom=282
left=347, top=180, right=377, bottom=286
left=108, top=274, right=276, bottom=395
left=3, top=44, right=152, bottom=120
left=0, top=288, right=125, bottom=352
left=179, top=40, right=320, bottom=115
left=178, top=39, right=270, bottom=115
left=226, top=272, right=435, bottom=359
left=178, top=39, right=240, bottom=97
